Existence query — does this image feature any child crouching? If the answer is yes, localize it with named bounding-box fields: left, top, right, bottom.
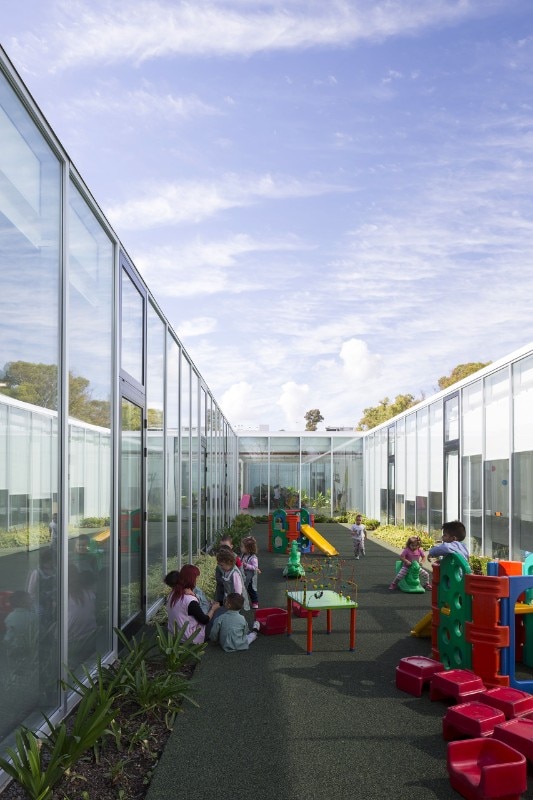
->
left=209, top=593, right=260, bottom=652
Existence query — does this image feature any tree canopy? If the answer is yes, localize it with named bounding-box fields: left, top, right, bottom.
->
left=437, top=362, right=491, bottom=390
left=356, top=394, right=419, bottom=431
left=304, top=408, right=324, bottom=431
left=2, top=360, right=110, bottom=427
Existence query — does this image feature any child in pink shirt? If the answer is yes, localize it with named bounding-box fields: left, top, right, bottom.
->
left=389, top=535, right=431, bottom=591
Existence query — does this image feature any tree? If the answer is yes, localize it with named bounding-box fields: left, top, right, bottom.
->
left=304, top=409, right=324, bottom=431
left=356, top=394, right=419, bottom=431
left=2, top=360, right=110, bottom=426
left=437, top=362, right=491, bottom=390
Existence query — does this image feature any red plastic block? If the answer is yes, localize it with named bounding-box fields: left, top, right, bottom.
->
left=480, top=686, right=533, bottom=719
left=447, top=738, right=527, bottom=800
left=430, top=669, right=486, bottom=703
left=395, top=656, right=442, bottom=697
left=443, top=701, right=505, bottom=741
left=493, top=717, right=533, bottom=763
left=254, top=607, right=288, bottom=635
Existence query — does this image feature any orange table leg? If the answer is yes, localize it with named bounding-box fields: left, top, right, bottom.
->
left=307, top=609, right=313, bottom=654
left=349, top=608, right=356, bottom=651
left=287, top=596, right=292, bottom=635
left=327, top=608, right=332, bottom=634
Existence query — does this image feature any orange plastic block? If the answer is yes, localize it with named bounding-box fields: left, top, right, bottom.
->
left=443, top=701, right=506, bottom=741
left=431, top=669, right=485, bottom=703
left=447, top=738, right=527, bottom=800
left=480, top=687, right=533, bottom=719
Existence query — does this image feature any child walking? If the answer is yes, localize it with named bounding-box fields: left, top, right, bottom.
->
left=241, top=536, right=261, bottom=609
left=350, top=514, right=366, bottom=559
left=209, top=593, right=260, bottom=652
left=389, top=535, right=431, bottom=591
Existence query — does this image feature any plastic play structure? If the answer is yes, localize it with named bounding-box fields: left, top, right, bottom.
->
left=282, top=541, right=306, bottom=579
left=394, top=559, right=426, bottom=593
left=395, top=552, right=533, bottom=799
left=269, top=507, right=339, bottom=556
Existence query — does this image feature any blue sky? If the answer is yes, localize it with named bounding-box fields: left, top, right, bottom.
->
left=3, top=0, right=533, bottom=430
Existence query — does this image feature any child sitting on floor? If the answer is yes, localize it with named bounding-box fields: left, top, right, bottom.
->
left=389, top=535, right=431, bottom=591
left=209, top=593, right=260, bottom=652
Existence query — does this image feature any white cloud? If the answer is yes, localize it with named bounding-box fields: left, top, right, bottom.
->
left=175, top=317, right=217, bottom=338
left=65, top=86, right=219, bottom=121
left=219, top=381, right=254, bottom=425
left=9, top=0, right=503, bottom=72
left=107, top=174, right=350, bottom=230
left=276, top=380, right=310, bottom=428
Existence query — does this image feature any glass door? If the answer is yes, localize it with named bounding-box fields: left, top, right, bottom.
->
left=119, top=397, right=144, bottom=630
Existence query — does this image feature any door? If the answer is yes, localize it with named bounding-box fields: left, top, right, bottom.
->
left=119, top=396, right=144, bottom=631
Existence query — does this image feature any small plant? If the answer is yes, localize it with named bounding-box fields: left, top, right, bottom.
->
left=0, top=726, right=71, bottom=800
left=119, top=661, right=195, bottom=725
left=154, top=621, right=207, bottom=673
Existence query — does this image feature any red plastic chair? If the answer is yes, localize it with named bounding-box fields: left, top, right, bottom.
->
left=447, top=738, right=527, bottom=800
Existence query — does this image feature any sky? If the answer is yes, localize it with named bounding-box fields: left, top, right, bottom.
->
left=2, top=0, right=533, bottom=431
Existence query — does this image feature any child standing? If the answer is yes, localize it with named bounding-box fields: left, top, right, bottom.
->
left=241, top=536, right=261, bottom=609
left=389, top=535, right=431, bottom=591
left=209, top=593, right=260, bottom=652
left=215, top=549, right=250, bottom=611
left=350, top=514, right=366, bottom=559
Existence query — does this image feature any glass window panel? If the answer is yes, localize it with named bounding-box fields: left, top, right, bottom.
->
left=119, top=399, right=143, bottom=626
left=0, top=71, right=61, bottom=748
left=146, top=304, right=165, bottom=608
left=484, top=369, right=509, bottom=461
left=444, top=395, right=459, bottom=443
left=332, top=436, right=362, bottom=514
left=239, top=437, right=268, bottom=513
left=270, top=437, right=300, bottom=510
left=191, top=371, right=199, bottom=554
left=301, top=437, right=330, bottom=512
left=512, top=356, right=533, bottom=559
left=180, top=355, right=191, bottom=560
left=67, top=183, right=113, bottom=672
left=121, top=270, right=144, bottom=386
left=462, top=381, right=483, bottom=456
left=395, top=419, right=405, bottom=526
left=166, top=339, right=180, bottom=567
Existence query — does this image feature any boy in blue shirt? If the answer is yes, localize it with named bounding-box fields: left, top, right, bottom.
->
left=428, top=520, right=469, bottom=561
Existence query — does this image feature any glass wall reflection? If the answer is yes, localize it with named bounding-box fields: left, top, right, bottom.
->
left=0, top=70, right=61, bottom=747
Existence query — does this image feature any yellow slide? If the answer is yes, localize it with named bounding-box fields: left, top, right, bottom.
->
left=410, top=611, right=432, bottom=638
left=300, top=524, right=339, bottom=556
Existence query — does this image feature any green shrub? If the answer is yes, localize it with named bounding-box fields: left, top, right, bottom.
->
left=79, top=517, right=110, bottom=528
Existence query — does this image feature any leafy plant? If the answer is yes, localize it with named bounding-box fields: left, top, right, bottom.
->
left=153, top=621, right=207, bottom=673
left=119, top=661, right=195, bottom=726
left=0, top=726, right=71, bottom=800
left=40, top=690, right=116, bottom=766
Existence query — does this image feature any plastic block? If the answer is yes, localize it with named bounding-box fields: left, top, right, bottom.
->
left=292, top=602, right=320, bottom=618
left=395, top=656, right=442, bottom=697
left=447, top=737, right=527, bottom=800
left=443, top=701, right=506, bottom=741
left=493, top=717, right=533, bottom=763
left=254, top=607, right=288, bottom=635
left=430, top=669, right=485, bottom=703
left=480, top=686, right=533, bottom=719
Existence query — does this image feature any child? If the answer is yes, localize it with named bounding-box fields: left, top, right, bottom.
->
left=209, top=593, right=260, bottom=652
left=241, top=536, right=261, bottom=609
left=389, top=535, right=431, bottom=591
left=215, top=549, right=250, bottom=611
left=350, top=514, right=366, bottom=559
left=164, top=564, right=219, bottom=643
left=4, top=590, right=37, bottom=660
left=428, top=520, right=469, bottom=561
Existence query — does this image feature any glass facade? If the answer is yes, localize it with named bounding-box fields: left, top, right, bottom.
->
left=238, top=433, right=364, bottom=517
left=358, top=348, right=533, bottom=560
left=0, top=49, right=238, bottom=770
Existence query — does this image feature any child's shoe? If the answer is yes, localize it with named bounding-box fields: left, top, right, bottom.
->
left=251, top=602, right=259, bottom=609
left=388, top=583, right=397, bottom=590
left=425, top=584, right=432, bottom=591
left=252, top=620, right=261, bottom=632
